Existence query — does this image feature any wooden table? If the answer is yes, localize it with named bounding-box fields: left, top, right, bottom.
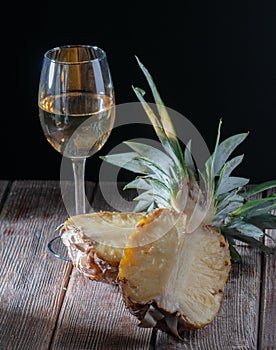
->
left=0, top=180, right=275, bottom=350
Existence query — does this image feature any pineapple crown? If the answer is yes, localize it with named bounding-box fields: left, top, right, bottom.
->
left=101, top=56, right=276, bottom=261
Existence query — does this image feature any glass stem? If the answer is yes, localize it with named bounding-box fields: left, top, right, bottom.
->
left=72, top=158, right=86, bottom=215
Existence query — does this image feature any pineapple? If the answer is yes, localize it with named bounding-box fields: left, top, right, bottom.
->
left=59, top=56, right=276, bottom=338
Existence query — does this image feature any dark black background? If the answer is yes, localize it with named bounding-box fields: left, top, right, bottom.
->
left=3, top=1, right=275, bottom=184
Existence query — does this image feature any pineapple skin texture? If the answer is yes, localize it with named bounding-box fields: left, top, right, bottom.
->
left=118, top=208, right=231, bottom=338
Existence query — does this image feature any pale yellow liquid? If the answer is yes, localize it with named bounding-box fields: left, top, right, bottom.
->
left=39, top=92, right=115, bottom=158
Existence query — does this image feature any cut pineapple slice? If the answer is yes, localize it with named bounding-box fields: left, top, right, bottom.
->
left=61, top=211, right=145, bottom=284
left=119, top=208, right=231, bottom=336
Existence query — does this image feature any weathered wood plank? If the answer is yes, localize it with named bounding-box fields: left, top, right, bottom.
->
left=50, top=272, right=153, bottom=350
left=50, top=181, right=153, bottom=349
left=0, top=181, right=77, bottom=349
left=155, top=245, right=262, bottom=349
left=258, top=188, right=276, bottom=350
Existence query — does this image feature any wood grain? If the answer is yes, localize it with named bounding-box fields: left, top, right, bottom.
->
left=258, top=188, right=276, bottom=350
left=50, top=271, right=153, bottom=350
left=0, top=181, right=72, bottom=349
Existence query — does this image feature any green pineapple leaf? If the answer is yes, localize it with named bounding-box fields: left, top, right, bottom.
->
left=222, top=228, right=272, bottom=256
left=218, top=154, right=244, bottom=178
left=125, top=175, right=172, bottom=211
left=133, top=190, right=169, bottom=209
left=216, top=176, right=249, bottom=196
left=123, top=177, right=152, bottom=191
left=228, top=241, right=242, bottom=262
left=135, top=56, right=185, bottom=170
left=205, top=120, right=249, bottom=194
left=132, top=86, right=185, bottom=173
left=241, top=180, right=276, bottom=199
left=231, top=195, right=276, bottom=219
left=213, top=132, right=249, bottom=176
left=227, top=222, right=265, bottom=240
left=184, top=140, right=197, bottom=178
left=123, top=141, right=174, bottom=173
left=246, top=213, right=276, bottom=230
left=204, top=119, right=222, bottom=191
left=100, top=152, right=150, bottom=175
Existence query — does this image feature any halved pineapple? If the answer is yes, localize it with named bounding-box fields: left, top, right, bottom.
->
left=58, top=56, right=275, bottom=340
left=61, top=211, right=145, bottom=284
left=98, top=57, right=275, bottom=337
left=118, top=208, right=231, bottom=336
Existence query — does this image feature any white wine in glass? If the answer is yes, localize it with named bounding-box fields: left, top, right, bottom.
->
left=38, top=45, right=115, bottom=215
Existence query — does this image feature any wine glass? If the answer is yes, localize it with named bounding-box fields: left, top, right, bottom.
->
left=38, top=45, right=115, bottom=216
